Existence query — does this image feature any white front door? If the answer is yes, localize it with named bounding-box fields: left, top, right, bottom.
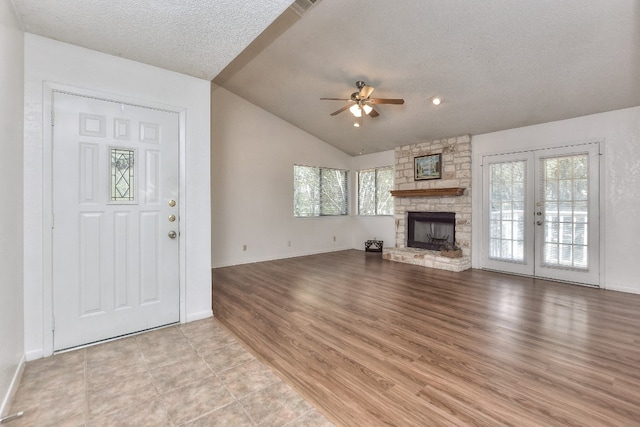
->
left=52, top=91, right=180, bottom=351
left=482, top=143, right=600, bottom=286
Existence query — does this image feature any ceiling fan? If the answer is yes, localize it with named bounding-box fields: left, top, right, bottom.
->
left=321, top=81, right=405, bottom=124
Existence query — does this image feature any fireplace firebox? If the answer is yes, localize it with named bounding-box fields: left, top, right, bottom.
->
left=407, top=211, right=455, bottom=251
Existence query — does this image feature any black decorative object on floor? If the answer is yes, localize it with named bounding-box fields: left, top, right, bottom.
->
left=365, top=240, right=383, bottom=252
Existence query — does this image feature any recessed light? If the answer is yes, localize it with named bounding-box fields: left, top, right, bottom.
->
left=431, top=96, right=442, bottom=106
left=353, top=122, right=360, bottom=127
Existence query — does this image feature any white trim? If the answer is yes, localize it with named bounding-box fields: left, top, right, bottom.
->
left=178, top=108, right=187, bottom=324
left=24, top=349, right=43, bottom=362
left=42, top=82, right=188, bottom=356
left=186, top=309, right=214, bottom=323
left=475, top=138, right=603, bottom=159
left=598, top=141, right=606, bottom=290
left=605, top=283, right=640, bottom=295
left=211, top=246, right=353, bottom=269
left=0, top=355, right=25, bottom=418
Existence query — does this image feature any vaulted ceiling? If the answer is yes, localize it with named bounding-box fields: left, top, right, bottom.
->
left=12, top=0, right=640, bottom=156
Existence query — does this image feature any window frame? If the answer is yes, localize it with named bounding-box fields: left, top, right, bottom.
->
left=293, top=164, right=349, bottom=217
left=357, top=166, right=394, bottom=216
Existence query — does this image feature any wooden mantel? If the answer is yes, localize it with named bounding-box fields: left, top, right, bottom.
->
left=390, top=187, right=465, bottom=197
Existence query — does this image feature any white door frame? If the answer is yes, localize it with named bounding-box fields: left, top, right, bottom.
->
left=42, top=83, right=188, bottom=356
left=477, top=140, right=605, bottom=288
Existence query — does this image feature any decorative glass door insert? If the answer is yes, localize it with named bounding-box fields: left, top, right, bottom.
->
left=111, top=147, right=135, bottom=202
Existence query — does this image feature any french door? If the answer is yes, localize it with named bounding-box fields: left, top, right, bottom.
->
left=482, top=144, right=600, bottom=286
left=52, top=91, right=181, bottom=350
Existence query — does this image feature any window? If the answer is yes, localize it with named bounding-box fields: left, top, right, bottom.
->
left=294, top=165, right=348, bottom=216
left=358, top=167, right=393, bottom=215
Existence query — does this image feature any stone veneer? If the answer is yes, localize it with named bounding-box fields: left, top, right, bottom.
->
left=383, top=247, right=471, bottom=272
left=382, top=135, right=472, bottom=271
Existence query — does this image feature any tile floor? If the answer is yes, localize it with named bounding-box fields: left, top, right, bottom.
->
left=7, top=318, right=334, bottom=426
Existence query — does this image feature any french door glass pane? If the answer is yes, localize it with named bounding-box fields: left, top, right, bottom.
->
left=488, top=161, right=526, bottom=262
left=541, top=154, right=588, bottom=269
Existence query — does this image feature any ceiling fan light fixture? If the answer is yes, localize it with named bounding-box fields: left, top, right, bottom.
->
left=431, top=96, right=442, bottom=106
left=321, top=81, right=405, bottom=120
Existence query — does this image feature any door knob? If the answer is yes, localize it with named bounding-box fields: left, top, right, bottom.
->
left=168, top=230, right=177, bottom=239
left=168, top=199, right=176, bottom=207
left=168, top=214, right=176, bottom=222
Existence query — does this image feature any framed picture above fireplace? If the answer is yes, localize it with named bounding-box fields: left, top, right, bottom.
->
left=414, top=153, right=442, bottom=180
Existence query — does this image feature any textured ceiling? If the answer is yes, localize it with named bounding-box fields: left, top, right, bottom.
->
left=11, top=0, right=293, bottom=80
left=12, top=0, right=640, bottom=156
left=218, top=0, right=640, bottom=155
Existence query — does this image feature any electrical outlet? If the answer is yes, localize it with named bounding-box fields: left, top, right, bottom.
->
left=333, top=236, right=336, bottom=242
left=243, top=244, right=247, bottom=251
left=288, top=241, right=291, bottom=247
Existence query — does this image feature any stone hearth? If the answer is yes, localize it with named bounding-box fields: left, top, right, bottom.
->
left=383, top=247, right=471, bottom=272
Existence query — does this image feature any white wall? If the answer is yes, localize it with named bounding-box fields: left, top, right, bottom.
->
left=0, top=0, right=25, bottom=416
left=210, top=87, right=396, bottom=267
left=211, top=86, right=354, bottom=267
left=472, top=106, right=640, bottom=294
left=24, top=34, right=212, bottom=359
left=350, top=150, right=396, bottom=250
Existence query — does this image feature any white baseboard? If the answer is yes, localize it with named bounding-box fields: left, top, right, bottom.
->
left=25, top=349, right=44, bottom=362
left=211, top=246, right=353, bottom=268
left=603, top=283, right=640, bottom=295
left=0, top=354, right=25, bottom=418
left=185, top=310, right=213, bottom=323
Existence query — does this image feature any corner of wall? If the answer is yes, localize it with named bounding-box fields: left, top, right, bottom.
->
left=0, top=355, right=25, bottom=419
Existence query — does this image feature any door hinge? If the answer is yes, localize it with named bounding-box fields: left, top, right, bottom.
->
left=51, top=213, right=54, bottom=228
left=52, top=316, right=55, bottom=331
left=51, top=111, right=55, bottom=127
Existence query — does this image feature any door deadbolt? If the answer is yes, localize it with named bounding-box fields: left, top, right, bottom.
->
left=168, top=230, right=177, bottom=239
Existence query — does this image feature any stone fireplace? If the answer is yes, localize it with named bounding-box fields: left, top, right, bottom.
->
left=383, top=135, right=472, bottom=272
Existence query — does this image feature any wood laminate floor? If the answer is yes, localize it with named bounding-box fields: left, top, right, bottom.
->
left=212, top=250, right=640, bottom=427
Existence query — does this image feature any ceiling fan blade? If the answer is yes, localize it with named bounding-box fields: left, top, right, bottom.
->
left=369, top=107, right=380, bottom=117
left=320, top=97, right=350, bottom=101
left=330, top=104, right=351, bottom=116
left=369, top=98, right=405, bottom=105
left=359, top=85, right=374, bottom=99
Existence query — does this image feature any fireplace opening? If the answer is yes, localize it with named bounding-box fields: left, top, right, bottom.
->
left=407, top=211, right=455, bottom=250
